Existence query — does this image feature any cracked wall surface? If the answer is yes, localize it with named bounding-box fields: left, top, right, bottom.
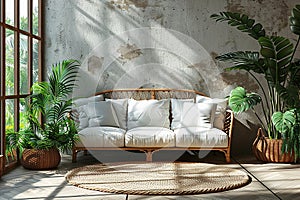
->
left=44, top=0, right=299, bottom=155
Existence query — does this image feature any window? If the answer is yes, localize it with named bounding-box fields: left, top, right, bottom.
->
left=0, top=0, right=43, bottom=172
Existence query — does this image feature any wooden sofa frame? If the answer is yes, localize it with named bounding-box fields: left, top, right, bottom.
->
left=72, top=88, right=234, bottom=163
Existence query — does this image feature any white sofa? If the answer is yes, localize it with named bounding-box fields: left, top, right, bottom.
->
left=72, top=88, right=234, bottom=163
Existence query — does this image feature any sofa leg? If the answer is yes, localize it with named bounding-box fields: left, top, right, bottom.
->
left=145, top=151, right=153, bottom=162
left=225, top=151, right=231, bottom=163
left=72, top=149, right=78, bottom=163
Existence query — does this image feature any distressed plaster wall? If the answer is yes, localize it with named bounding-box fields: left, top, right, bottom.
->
left=44, top=0, right=299, bottom=155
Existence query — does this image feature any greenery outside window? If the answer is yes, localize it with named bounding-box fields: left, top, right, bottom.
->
left=0, top=0, right=43, bottom=173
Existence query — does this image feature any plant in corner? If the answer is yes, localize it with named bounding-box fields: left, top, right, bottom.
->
left=211, top=5, right=300, bottom=162
left=6, top=59, right=80, bottom=169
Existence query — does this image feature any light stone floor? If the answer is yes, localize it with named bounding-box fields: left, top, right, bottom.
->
left=0, top=150, right=300, bottom=200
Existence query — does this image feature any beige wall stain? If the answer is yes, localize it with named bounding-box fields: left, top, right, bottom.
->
left=108, top=0, right=148, bottom=11
left=226, top=0, right=289, bottom=35
left=88, top=55, right=104, bottom=75
left=221, top=71, right=260, bottom=92
left=117, top=43, right=142, bottom=61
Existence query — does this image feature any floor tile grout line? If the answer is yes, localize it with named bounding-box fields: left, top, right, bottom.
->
left=232, top=157, right=282, bottom=200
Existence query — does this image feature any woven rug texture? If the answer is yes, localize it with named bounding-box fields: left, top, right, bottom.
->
left=65, top=162, right=251, bottom=195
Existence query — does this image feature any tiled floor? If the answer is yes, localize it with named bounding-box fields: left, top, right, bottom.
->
left=0, top=151, right=299, bottom=200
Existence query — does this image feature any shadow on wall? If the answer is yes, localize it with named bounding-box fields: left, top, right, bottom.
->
left=47, top=0, right=262, bottom=157
left=231, top=119, right=260, bottom=156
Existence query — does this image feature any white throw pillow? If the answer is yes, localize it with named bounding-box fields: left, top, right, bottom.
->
left=171, top=99, right=194, bottom=129
left=86, top=101, right=119, bottom=127
left=105, top=99, right=128, bottom=130
left=72, top=95, right=104, bottom=130
left=127, top=99, right=170, bottom=129
left=196, top=95, right=227, bottom=130
left=76, top=105, right=89, bottom=130
left=74, top=94, right=104, bottom=107
left=181, top=102, right=217, bottom=128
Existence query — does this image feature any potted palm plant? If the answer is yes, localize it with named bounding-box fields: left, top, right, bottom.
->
left=211, top=5, right=300, bottom=162
left=6, top=59, right=80, bottom=169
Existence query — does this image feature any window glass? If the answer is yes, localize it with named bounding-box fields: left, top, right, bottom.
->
left=5, top=0, right=14, bottom=26
left=0, top=0, right=2, bottom=22
left=32, top=0, right=39, bottom=35
left=20, top=0, right=29, bottom=31
left=19, top=34, right=29, bottom=94
left=5, top=99, right=14, bottom=133
left=5, top=99, right=17, bottom=164
left=33, top=38, right=39, bottom=83
left=5, top=29, right=14, bottom=95
left=19, top=98, right=28, bottom=130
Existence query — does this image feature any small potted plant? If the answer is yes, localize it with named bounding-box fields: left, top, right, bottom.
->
left=6, top=59, right=80, bottom=169
left=211, top=5, right=300, bottom=162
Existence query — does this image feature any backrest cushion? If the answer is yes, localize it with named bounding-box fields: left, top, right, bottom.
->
left=105, top=99, right=128, bottom=130
left=73, top=95, right=104, bottom=130
left=196, top=95, right=227, bottom=130
left=86, top=101, right=119, bottom=127
left=74, top=95, right=104, bottom=107
left=181, top=102, right=217, bottom=128
left=127, top=99, right=170, bottom=129
left=171, top=99, right=194, bottom=129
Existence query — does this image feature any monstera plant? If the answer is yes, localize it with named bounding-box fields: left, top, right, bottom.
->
left=211, top=5, right=300, bottom=162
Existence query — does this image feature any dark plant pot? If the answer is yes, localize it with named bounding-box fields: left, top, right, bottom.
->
left=252, top=128, right=295, bottom=163
left=21, top=148, right=61, bottom=170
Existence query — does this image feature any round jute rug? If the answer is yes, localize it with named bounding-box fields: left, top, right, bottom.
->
left=65, top=162, right=251, bottom=195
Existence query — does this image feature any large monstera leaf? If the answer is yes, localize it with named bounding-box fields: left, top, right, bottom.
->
left=216, top=51, right=265, bottom=74
left=258, top=36, right=294, bottom=85
left=290, top=5, right=300, bottom=36
left=272, top=110, right=296, bottom=134
left=210, top=12, right=265, bottom=40
left=228, top=87, right=262, bottom=113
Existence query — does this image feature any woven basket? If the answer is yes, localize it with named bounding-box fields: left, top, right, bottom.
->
left=21, top=148, right=61, bottom=170
left=252, top=128, right=294, bottom=163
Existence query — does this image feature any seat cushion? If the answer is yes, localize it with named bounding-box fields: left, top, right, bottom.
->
left=76, top=127, right=126, bottom=148
left=175, top=127, right=228, bottom=148
left=125, top=127, right=175, bottom=147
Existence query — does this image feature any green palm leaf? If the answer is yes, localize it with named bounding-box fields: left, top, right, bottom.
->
left=290, top=5, right=300, bottom=35
left=216, top=51, right=265, bottom=73
left=48, top=59, right=80, bottom=100
left=32, top=82, right=50, bottom=95
left=210, top=12, right=265, bottom=39
left=228, top=87, right=262, bottom=113
left=47, top=100, right=72, bottom=124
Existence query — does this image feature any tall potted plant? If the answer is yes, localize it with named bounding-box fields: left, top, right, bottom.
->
left=211, top=5, right=300, bottom=162
left=6, top=59, right=80, bottom=169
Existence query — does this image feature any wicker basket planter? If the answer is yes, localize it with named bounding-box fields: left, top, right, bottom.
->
left=21, top=148, right=61, bottom=170
left=252, top=128, right=294, bottom=163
